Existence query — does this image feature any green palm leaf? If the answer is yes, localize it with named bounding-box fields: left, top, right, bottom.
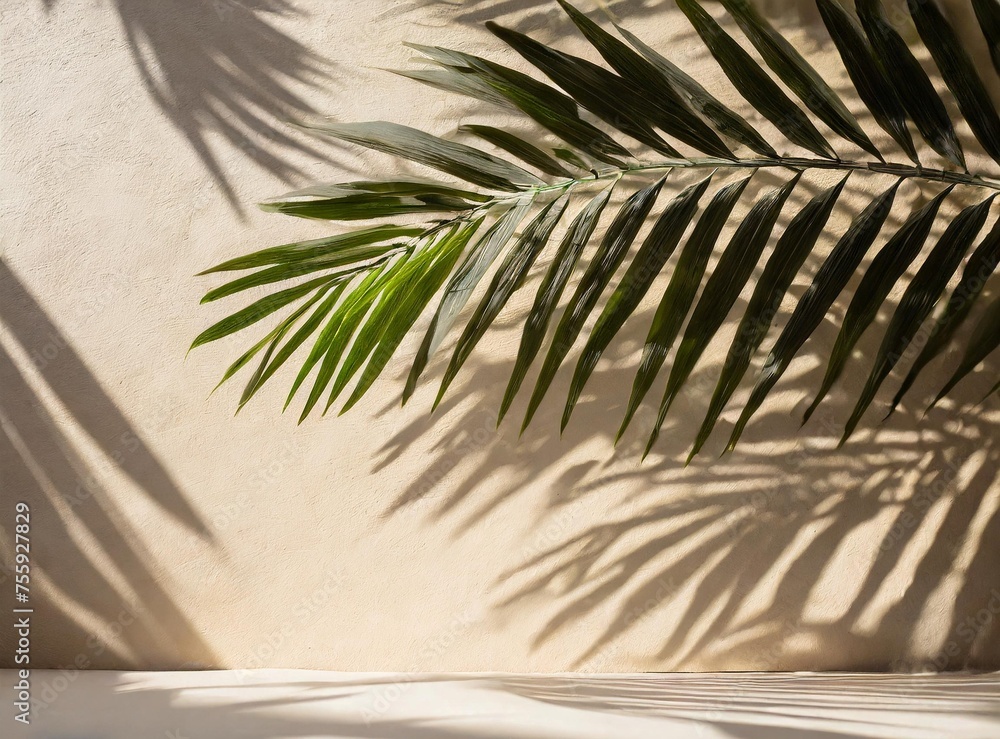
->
left=459, top=125, right=573, bottom=178
left=718, top=0, right=878, bottom=159
left=907, top=0, right=1000, bottom=164
left=974, top=0, right=1000, bottom=75
left=892, top=217, right=1000, bottom=414
left=841, top=195, right=996, bottom=440
left=675, top=0, right=835, bottom=158
left=499, top=184, right=615, bottom=425
left=615, top=24, right=776, bottom=158
left=690, top=174, right=848, bottom=460
left=522, top=176, right=667, bottom=431
left=436, top=197, right=570, bottom=407
left=193, top=0, right=1000, bottom=460
left=563, top=174, right=713, bottom=430
left=856, top=0, right=965, bottom=168
left=406, top=197, right=533, bottom=400
left=816, top=0, right=917, bottom=163
left=727, top=180, right=902, bottom=451
left=618, top=174, right=752, bottom=442
left=645, top=174, right=800, bottom=456
left=932, top=295, right=1000, bottom=406
left=802, top=186, right=954, bottom=424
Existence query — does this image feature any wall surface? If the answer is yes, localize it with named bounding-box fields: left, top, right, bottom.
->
left=1, top=0, right=999, bottom=672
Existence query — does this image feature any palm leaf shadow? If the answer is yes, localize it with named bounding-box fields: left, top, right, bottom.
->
left=40, top=0, right=336, bottom=214
left=0, top=261, right=215, bottom=668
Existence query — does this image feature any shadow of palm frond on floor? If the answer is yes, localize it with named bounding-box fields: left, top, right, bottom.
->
left=20, top=670, right=1000, bottom=738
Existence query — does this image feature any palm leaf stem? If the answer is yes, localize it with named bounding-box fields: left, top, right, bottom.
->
left=466, top=159, right=1000, bottom=215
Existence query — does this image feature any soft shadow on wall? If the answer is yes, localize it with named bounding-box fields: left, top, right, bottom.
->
left=38, top=0, right=333, bottom=214
left=0, top=261, right=214, bottom=670
left=377, top=261, right=1000, bottom=671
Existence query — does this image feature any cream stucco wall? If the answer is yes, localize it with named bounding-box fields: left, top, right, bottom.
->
left=1, top=0, right=999, bottom=673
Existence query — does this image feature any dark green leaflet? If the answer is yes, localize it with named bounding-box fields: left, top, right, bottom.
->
left=460, top=125, right=573, bottom=177
left=498, top=184, right=615, bottom=425
left=405, top=197, right=533, bottom=401
left=986, top=376, right=1000, bottom=402
left=190, top=275, right=337, bottom=350
left=892, top=216, right=1000, bottom=414
left=553, top=148, right=591, bottom=172
left=617, top=175, right=752, bottom=442
left=690, top=175, right=848, bottom=461
left=300, top=120, right=543, bottom=192
left=486, top=23, right=682, bottom=158
left=281, top=180, right=494, bottom=201
left=727, top=181, right=902, bottom=451
left=198, top=225, right=424, bottom=274
left=563, top=175, right=713, bottom=430
left=237, top=283, right=349, bottom=410
left=523, top=177, right=667, bottom=431
left=555, top=0, right=734, bottom=159
left=803, top=186, right=954, bottom=424
left=435, top=197, right=569, bottom=408
left=200, top=242, right=403, bottom=302
left=856, top=0, right=965, bottom=169
left=260, top=181, right=490, bottom=221
left=406, top=43, right=578, bottom=116
left=408, top=44, right=630, bottom=165
left=645, top=174, right=800, bottom=457
left=816, top=0, right=917, bottom=163
left=391, top=68, right=514, bottom=111
left=907, top=0, right=1000, bottom=164
left=973, top=0, right=1000, bottom=76
left=260, top=192, right=480, bottom=221
left=932, top=294, right=1000, bottom=406
left=675, top=0, right=835, bottom=159
left=615, top=24, right=776, bottom=158
left=841, top=195, right=995, bottom=442
left=718, top=0, right=878, bottom=159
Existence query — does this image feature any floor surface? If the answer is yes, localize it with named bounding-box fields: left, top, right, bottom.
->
left=3, top=669, right=1000, bottom=738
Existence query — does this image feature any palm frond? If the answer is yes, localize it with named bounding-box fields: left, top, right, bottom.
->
left=194, top=0, right=1000, bottom=460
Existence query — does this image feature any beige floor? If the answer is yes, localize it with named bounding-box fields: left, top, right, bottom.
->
left=3, top=669, right=1000, bottom=738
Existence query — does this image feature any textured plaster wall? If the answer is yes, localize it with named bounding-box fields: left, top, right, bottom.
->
left=1, top=0, right=999, bottom=672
